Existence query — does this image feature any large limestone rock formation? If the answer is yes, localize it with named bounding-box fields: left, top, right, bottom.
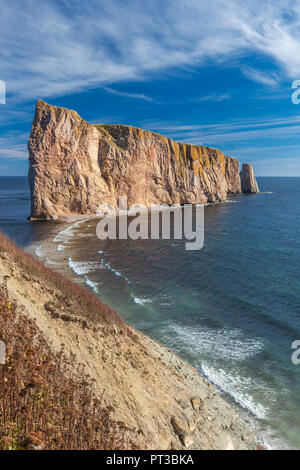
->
left=240, top=164, right=259, bottom=193
left=28, top=100, right=258, bottom=220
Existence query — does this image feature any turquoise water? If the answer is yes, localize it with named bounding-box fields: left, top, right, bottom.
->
left=1, top=176, right=300, bottom=449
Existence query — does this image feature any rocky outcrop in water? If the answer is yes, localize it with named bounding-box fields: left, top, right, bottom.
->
left=240, top=164, right=259, bottom=193
left=28, top=100, right=258, bottom=220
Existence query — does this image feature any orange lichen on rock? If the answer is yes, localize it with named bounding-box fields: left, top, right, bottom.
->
left=28, top=100, right=258, bottom=220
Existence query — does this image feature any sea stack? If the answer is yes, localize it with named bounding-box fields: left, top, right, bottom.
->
left=28, top=100, right=258, bottom=220
left=240, top=163, right=259, bottom=193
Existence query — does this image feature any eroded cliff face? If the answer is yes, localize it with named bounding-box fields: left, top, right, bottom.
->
left=28, top=100, right=257, bottom=220
left=0, top=242, right=258, bottom=450
left=240, top=163, right=259, bottom=193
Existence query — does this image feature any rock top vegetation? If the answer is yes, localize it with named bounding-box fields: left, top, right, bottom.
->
left=28, top=100, right=258, bottom=220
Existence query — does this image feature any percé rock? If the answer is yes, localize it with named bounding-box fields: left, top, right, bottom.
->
left=240, top=163, right=259, bottom=193
left=28, top=100, right=258, bottom=220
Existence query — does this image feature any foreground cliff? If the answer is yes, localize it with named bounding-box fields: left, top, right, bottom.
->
left=0, top=233, right=258, bottom=450
left=28, top=100, right=258, bottom=220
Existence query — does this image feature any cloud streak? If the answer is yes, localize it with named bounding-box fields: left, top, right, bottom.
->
left=101, top=86, right=154, bottom=102
left=0, top=132, right=28, bottom=161
left=1, top=0, right=300, bottom=103
left=141, top=115, right=300, bottom=159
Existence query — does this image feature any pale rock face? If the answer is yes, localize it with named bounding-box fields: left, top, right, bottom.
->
left=240, top=163, right=259, bottom=193
left=28, top=100, right=257, bottom=220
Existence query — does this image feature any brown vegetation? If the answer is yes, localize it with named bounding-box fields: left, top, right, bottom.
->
left=0, top=232, right=123, bottom=326
left=0, top=231, right=258, bottom=450
left=0, top=283, right=136, bottom=450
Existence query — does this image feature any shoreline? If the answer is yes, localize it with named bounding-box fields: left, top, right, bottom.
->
left=0, top=231, right=260, bottom=450
left=23, top=217, right=282, bottom=450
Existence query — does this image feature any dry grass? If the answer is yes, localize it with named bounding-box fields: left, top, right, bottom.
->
left=0, top=231, right=123, bottom=326
left=0, top=284, right=137, bottom=450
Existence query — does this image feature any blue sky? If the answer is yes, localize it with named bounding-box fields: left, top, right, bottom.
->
left=1, top=0, right=300, bottom=176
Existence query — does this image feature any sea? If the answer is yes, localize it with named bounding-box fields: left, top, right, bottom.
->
left=1, top=175, right=300, bottom=449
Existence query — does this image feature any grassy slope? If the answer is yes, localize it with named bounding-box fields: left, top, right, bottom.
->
left=0, top=233, right=138, bottom=450
left=0, top=232, right=258, bottom=450
left=0, top=289, right=136, bottom=450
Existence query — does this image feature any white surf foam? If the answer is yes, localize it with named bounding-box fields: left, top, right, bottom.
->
left=84, top=276, right=100, bottom=294
left=166, top=323, right=263, bottom=362
left=201, top=363, right=268, bottom=420
left=68, top=257, right=102, bottom=276
left=132, top=296, right=153, bottom=305
left=160, top=322, right=271, bottom=420
left=45, top=258, right=59, bottom=267
left=35, top=245, right=43, bottom=257
left=67, top=257, right=102, bottom=294
left=53, top=219, right=87, bottom=244
left=101, top=259, right=130, bottom=283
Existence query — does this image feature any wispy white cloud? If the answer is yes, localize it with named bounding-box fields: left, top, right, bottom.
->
left=1, top=0, right=300, bottom=104
left=143, top=115, right=300, bottom=136
left=0, top=148, right=28, bottom=160
left=194, top=93, right=232, bottom=102
left=0, top=132, right=28, bottom=161
left=0, top=108, right=32, bottom=126
left=140, top=115, right=300, bottom=167
left=101, top=86, right=154, bottom=102
left=241, top=67, right=279, bottom=87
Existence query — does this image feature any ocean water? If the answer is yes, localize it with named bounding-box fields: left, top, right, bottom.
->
left=1, top=175, right=300, bottom=449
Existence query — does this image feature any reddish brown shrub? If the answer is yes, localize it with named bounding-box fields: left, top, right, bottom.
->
left=0, top=285, right=136, bottom=450
left=0, top=231, right=123, bottom=326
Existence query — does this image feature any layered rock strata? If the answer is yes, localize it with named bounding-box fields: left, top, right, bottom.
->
left=28, top=100, right=258, bottom=220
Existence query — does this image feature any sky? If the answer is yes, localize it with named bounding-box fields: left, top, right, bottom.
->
left=1, top=0, right=300, bottom=176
